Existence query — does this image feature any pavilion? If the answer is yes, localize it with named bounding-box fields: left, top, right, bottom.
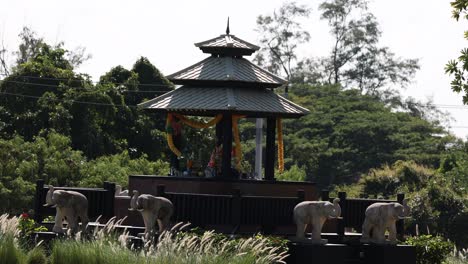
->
left=139, top=23, right=309, bottom=181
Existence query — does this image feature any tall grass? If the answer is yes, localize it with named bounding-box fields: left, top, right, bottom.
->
left=50, top=221, right=287, bottom=264
left=0, top=214, right=24, bottom=264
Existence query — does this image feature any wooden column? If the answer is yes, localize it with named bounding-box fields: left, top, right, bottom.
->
left=264, top=117, right=276, bottom=181
left=222, top=113, right=233, bottom=179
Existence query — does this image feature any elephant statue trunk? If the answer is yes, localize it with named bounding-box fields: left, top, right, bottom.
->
left=329, top=198, right=341, bottom=218
left=398, top=200, right=411, bottom=219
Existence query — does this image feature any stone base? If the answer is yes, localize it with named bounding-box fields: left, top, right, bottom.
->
left=286, top=242, right=357, bottom=264
left=361, top=244, right=415, bottom=264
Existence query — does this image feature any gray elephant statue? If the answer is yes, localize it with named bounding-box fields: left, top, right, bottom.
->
left=129, top=190, right=174, bottom=235
left=293, top=198, right=341, bottom=244
left=43, top=185, right=89, bottom=234
left=360, top=200, right=410, bottom=244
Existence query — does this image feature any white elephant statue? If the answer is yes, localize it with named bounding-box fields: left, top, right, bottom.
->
left=360, top=200, right=410, bottom=244
left=43, top=185, right=89, bottom=234
left=293, top=198, right=341, bottom=244
left=129, top=190, right=174, bottom=235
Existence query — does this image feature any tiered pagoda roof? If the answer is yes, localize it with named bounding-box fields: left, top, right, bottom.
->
left=140, top=23, right=309, bottom=118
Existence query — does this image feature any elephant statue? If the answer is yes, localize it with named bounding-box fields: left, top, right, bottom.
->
left=129, top=190, right=174, bottom=235
left=360, top=200, right=410, bottom=244
left=43, top=185, right=89, bottom=234
left=293, top=198, right=341, bottom=244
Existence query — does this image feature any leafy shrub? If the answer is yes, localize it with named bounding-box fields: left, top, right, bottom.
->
left=0, top=215, right=24, bottom=264
left=405, top=235, right=453, bottom=264
left=0, top=235, right=24, bottom=264
left=79, top=151, right=169, bottom=188
left=18, top=214, right=47, bottom=237
left=276, top=165, right=306, bottom=182
left=26, top=247, right=47, bottom=264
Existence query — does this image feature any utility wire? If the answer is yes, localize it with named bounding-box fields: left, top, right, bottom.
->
left=2, top=77, right=468, bottom=109
left=2, top=91, right=468, bottom=129
left=0, top=91, right=139, bottom=109
left=0, top=79, right=169, bottom=93
left=0, top=73, right=174, bottom=87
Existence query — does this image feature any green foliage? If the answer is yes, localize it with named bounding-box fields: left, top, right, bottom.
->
left=79, top=151, right=169, bottom=187
left=0, top=132, right=169, bottom=213
left=292, top=0, right=419, bottom=94
left=276, top=165, right=306, bottom=182
left=446, top=0, right=468, bottom=104
left=351, top=160, right=467, bottom=247
left=281, top=84, right=451, bottom=186
left=0, top=132, right=85, bottom=213
left=255, top=1, right=311, bottom=81
left=25, top=247, right=47, bottom=264
left=0, top=235, right=24, bottom=264
left=405, top=235, right=454, bottom=264
left=18, top=216, right=47, bottom=237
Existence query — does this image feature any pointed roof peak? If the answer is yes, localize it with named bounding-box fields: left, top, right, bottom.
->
left=194, top=20, right=260, bottom=57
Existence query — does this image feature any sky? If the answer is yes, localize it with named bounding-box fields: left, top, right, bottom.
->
left=1, top=0, right=468, bottom=139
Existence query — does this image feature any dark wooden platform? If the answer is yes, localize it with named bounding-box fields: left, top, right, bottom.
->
left=286, top=242, right=415, bottom=264
left=129, top=175, right=318, bottom=200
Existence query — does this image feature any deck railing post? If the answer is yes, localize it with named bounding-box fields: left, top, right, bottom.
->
left=337, top=192, right=347, bottom=239
left=103, top=181, right=116, bottom=219
left=321, top=189, right=329, bottom=202
left=34, top=179, right=45, bottom=223
left=157, top=184, right=166, bottom=197
left=397, top=193, right=405, bottom=240
left=297, top=189, right=305, bottom=202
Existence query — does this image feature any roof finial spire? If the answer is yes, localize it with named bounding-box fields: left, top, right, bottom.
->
left=226, top=17, right=230, bottom=35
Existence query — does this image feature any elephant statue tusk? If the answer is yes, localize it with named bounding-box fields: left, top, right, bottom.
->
left=43, top=203, right=49, bottom=207
left=51, top=204, right=57, bottom=208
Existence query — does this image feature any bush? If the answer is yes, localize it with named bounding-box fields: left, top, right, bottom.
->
left=26, top=247, right=47, bottom=264
left=405, top=235, right=453, bottom=264
left=0, top=235, right=24, bottom=264
left=79, top=151, right=169, bottom=188
left=276, top=165, right=306, bottom=182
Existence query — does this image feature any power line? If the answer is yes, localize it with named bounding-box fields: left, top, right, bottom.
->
left=0, top=91, right=139, bottom=109
left=1, top=76, right=468, bottom=108
left=0, top=79, right=169, bottom=94
left=0, top=73, right=174, bottom=87
left=2, top=90, right=468, bottom=130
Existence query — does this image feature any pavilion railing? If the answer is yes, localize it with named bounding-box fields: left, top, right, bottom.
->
left=157, top=185, right=304, bottom=233
left=33, top=179, right=116, bottom=224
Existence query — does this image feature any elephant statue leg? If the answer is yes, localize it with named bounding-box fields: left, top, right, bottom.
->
left=295, top=219, right=307, bottom=239
left=317, top=217, right=328, bottom=244
left=157, top=215, right=170, bottom=232
left=141, top=211, right=158, bottom=236
left=310, top=217, right=327, bottom=244
left=387, top=222, right=397, bottom=244
left=78, top=212, right=89, bottom=233
left=149, top=212, right=159, bottom=235
left=68, top=215, right=79, bottom=234
left=141, top=211, right=150, bottom=234
left=373, top=220, right=386, bottom=244
left=53, top=207, right=64, bottom=233
left=361, top=218, right=372, bottom=243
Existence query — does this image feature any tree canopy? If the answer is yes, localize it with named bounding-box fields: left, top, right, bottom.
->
left=446, top=0, right=468, bottom=104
